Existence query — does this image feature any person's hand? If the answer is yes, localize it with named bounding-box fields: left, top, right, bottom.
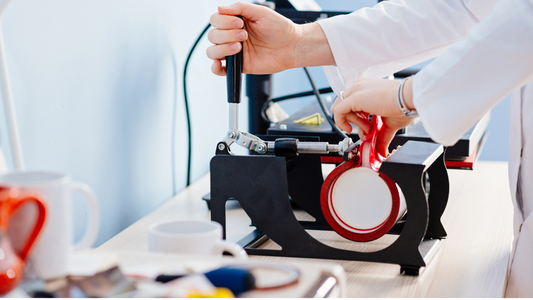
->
left=207, top=2, right=299, bottom=75
left=207, top=2, right=335, bottom=76
left=331, top=77, right=416, bottom=157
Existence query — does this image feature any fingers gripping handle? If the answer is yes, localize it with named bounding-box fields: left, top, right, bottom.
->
left=226, top=16, right=243, bottom=104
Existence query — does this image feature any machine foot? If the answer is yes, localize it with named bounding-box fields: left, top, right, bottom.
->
left=401, top=266, right=420, bottom=276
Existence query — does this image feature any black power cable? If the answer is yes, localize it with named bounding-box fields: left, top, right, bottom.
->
left=258, top=71, right=343, bottom=138
left=271, top=87, right=333, bottom=102
left=181, top=25, right=343, bottom=189
left=181, top=23, right=211, bottom=188
left=303, top=67, right=348, bottom=139
left=260, top=87, right=334, bottom=123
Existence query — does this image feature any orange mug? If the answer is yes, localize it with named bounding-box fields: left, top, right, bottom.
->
left=0, top=187, right=46, bottom=295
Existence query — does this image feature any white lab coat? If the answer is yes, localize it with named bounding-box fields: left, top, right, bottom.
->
left=317, top=0, right=533, bottom=296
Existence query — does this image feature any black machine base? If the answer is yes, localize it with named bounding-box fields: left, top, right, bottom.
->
left=210, top=140, right=449, bottom=275
left=236, top=228, right=441, bottom=276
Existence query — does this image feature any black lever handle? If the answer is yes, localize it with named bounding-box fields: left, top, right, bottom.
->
left=226, top=17, right=243, bottom=104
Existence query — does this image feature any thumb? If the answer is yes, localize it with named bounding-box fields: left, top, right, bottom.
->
left=218, top=2, right=263, bottom=21
left=376, top=127, right=397, bottom=157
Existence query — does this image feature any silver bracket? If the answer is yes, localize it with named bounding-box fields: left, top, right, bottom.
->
left=224, top=130, right=268, bottom=154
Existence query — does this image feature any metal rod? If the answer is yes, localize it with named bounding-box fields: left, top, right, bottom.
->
left=297, top=142, right=329, bottom=154
left=267, top=141, right=275, bottom=153
left=0, top=0, right=24, bottom=171
left=327, top=144, right=341, bottom=154
left=229, top=103, right=239, bottom=131
left=267, top=141, right=333, bottom=155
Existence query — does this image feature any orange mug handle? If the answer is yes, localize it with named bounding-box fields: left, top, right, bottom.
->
left=355, top=114, right=384, bottom=171
left=8, top=193, right=46, bottom=260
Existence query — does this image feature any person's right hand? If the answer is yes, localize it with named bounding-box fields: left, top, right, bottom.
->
left=207, top=2, right=301, bottom=76
left=331, top=77, right=416, bottom=157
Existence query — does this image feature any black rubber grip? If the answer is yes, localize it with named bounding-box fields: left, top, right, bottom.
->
left=275, top=138, right=299, bottom=158
left=226, top=16, right=243, bottom=104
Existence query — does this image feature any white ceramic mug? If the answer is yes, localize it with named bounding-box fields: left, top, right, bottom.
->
left=148, top=220, right=247, bottom=259
left=328, top=167, right=407, bottom=233
left=0, top=171, right=99, bottom=279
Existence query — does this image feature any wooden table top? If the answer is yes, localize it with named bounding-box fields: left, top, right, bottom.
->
left=98, top=161, right=513, bottom=297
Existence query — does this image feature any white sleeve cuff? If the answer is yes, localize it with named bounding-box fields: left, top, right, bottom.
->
left=317, top=18, right=357, bottom=88
left=322, top=66, right=346, bottom=95
left=412, top=75, right=460, bottom=146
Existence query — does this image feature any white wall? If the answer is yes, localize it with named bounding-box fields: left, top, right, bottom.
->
left=0, top=0, right=239, bottom=246
left=0, top=0, right=509, bottom=247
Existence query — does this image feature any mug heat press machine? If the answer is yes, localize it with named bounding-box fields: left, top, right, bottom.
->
left=209, top=36, right=453, bottom=275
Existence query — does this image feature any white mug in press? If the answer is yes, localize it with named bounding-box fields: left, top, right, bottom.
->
left=148, top=220, right=248, bottom=259
left=321, top=115, right=407, bottom=242
left=0, top=171, right=99, bottom=279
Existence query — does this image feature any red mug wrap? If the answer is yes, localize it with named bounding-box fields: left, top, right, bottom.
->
left=320, top=115, right=406, bottom=242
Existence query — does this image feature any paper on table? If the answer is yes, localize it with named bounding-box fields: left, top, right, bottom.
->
left=67, top=252, right=118, bottom=276
left=120, top=264, right=165, bottom=279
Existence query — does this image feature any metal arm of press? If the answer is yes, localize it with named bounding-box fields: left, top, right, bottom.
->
left=222, top=39, right=357, bottom=160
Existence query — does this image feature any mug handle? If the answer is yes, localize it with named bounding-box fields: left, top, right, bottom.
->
left=9, top=193, right=47, bottom=260
left=215, top=240, right=248, bottom=259
left=70, top=182, right=100, bottom=250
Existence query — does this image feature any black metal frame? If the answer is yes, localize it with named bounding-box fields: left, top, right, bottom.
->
left=210, top=140, right=449, bottom=275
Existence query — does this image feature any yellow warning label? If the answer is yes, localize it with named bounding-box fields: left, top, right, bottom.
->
left=293, top=113, right=324, bottom=125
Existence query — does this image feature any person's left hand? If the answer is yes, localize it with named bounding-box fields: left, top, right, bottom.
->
left=331, top=77, right=415, bottom=157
